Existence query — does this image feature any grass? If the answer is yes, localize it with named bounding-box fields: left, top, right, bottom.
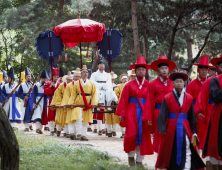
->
left=15, top=131, right=145, bottom=170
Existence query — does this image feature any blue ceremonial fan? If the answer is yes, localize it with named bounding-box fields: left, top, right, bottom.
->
left=35, top=30, right=64, bottom=67
left=97, top=30, right=123, bottom=71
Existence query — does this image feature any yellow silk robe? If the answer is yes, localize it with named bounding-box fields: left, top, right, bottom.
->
left=52, top=82, right=66, bottom=127
left=68, top=79, right=97, bottom=123
left=61, top=82, right=75, bottom=124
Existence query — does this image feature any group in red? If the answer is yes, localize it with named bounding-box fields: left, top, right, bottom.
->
left=116, top=55, right=222, bottom=170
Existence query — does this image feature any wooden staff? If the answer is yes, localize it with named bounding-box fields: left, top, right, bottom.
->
left=30, top=93, right=45, bottom=118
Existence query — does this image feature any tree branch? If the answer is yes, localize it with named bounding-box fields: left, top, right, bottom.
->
left=188, top=20, right=222, bottom=72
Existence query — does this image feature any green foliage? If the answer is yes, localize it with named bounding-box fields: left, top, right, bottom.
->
left=15, top=131, right=146, bottom=170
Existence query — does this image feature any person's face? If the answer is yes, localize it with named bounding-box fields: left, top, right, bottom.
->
left=218, top=64, right=222, bottom=75
left=26, top=75, right=32, bottom=82
left=198, top=67, right=208, bottom=79
left=74, top=75, right=81, bottom=81
left=173, top=78, right=185, bottom=92
left=3, top=77, right=8, bottom=83
left=66, top=79, right=73, bottom=84
left=130, top=75, right=136, bottom=80
left=98, top=64, right=105, bottom=72
left=53, top=75, right=59, bottom=82
left=46, top=79, right=49, bottom=82
left=121, top=78, right=128, bottom=83
left=81, top=70, right=88, bottom=79
left=112, top=79, right=115, bottom=83
left=209, top=69, right=216, bottom=76
left=40, top=78, right=46, bottom=84
left=136, top=67, right=146, bottom=78
left=158, top=66, right=169, bottom=77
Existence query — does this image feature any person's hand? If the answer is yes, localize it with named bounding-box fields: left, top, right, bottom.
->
left=4, top=99, right=8, bottom=103
left=30, top=85, right=34, bottom=90
left=119, top=116, right=124, bottom=122
left=33, top=103, right=37, bottom=108
left=24, top=96, right=29, bottom=101
left=13, top=89, right=17, bottom=93
left=50, top=82, right=55, bottom=87
left=91, top=105, right=97, bottom=108
left=197, top=113, right=205, bottom=120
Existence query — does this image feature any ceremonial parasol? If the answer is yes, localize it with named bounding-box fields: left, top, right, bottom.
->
left=52, top=15, right=105, bottom=68
left=35, top=30, right=64, bottom=79
left=97, top=29, right=123, bottom=72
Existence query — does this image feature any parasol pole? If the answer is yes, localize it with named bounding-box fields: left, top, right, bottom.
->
left=108, top=30, right=111, bottom=72
left=48, top=31, right=53, bottom=80
left=80, top=43, right=82, bottom=69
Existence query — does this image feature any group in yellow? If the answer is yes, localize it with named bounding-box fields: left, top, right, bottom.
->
left=50, top=64, right=136, bottom=141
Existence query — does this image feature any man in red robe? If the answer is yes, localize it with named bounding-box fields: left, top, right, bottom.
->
left=195, top=57, right=222, bottom=169
left=44, top=67, right=60, bottom=135
left=116, top=57, right=153, bottom=167
left=156, top=72, right=205, bottom=170
left=203, top=55, right=222, bottom=170
left=186, top=56, right=210, bottom=153
left=149, top=56, right=176, bottom=153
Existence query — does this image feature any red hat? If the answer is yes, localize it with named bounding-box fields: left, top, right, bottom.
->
left=52, top=67, right=59, bottom=76
left=210, top=54, right=222, bottom=67
left=151, top=56, right=176, bottom=72
left=129, top=57, right=151, bottom=70
left=192, top=56, right=210, bottom=67
left=169, top=72, right=188, bottom=81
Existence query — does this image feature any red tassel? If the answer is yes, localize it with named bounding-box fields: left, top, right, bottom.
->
left=65, top=53, right=68, bottom=61
left=58, top=56, right=61, bottom=61
left=86, top=43, right=89, bottom=58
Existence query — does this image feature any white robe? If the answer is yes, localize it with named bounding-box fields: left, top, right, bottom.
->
left=90, top=70, right=117, bottom=104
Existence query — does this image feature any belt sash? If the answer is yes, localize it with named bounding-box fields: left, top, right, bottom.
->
left=128, top=97, right=146, bottom=146
left=155, top=103, right=162, bottom=110
left=168, top=112, right=187, bottom=165
left=6, top=93, right=21, bottom=120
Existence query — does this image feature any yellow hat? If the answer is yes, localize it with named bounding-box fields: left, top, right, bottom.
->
left=119, top=74, right=128, bottom=81
left=62, top=71, right=74, bottom=82
left=110, top=72, right=117, bottom=79
left=81, top=65, right=88, bottom=71
left=72, top=68, right=81, bottom=76
left=127, top=69, right=136, bottom=76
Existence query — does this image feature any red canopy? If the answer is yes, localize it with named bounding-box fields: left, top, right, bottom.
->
left=53, top=19, right=106, bottom=47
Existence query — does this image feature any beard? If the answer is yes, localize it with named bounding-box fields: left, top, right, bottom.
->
left=27, top=80, right=31, bottom=83
left=99, top=68, right=104, bottom=72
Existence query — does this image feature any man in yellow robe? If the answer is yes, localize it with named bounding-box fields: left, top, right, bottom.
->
left=51, top=72, right=73, bottom=136
left=114, top=74, right=128, bottom=138
left=62, top=68, right=81, bottom=138
left=68, top=65, right=98, bottom=141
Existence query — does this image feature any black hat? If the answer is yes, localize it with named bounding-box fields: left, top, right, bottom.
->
left=59, top=66, right=65, bottom=77
left=40, top=70, right=48, bottom=79
left=2, top=70, right=8, bottom=78
left=181, top=66, right=188, bottom=71
left=25, top=66, right=31, bottom=76
left=169, top=72, right=188, bottom=81
left=8, top=68, right=15, bottom=79
left=98, top=58, right=105, bottom=65
left=47, top=68, right=51, bottom=78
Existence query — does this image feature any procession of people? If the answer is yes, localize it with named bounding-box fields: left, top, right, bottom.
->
left=1, top=54, right=222, bottom=170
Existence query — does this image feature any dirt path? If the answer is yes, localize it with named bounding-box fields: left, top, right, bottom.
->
left=19, top=125, right=156, bottom=170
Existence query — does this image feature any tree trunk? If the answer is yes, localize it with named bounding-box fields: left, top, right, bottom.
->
left=91, top=42, right=98, bottom=72
left=131, top=0, right=140, bottom=58
left=0, top=106, right=19, bottom=170
left=186, top=33, right=193, bottom=59
left=58, top=0, right=64, bottom=17
left=167, top=14, right=182, bottom=60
